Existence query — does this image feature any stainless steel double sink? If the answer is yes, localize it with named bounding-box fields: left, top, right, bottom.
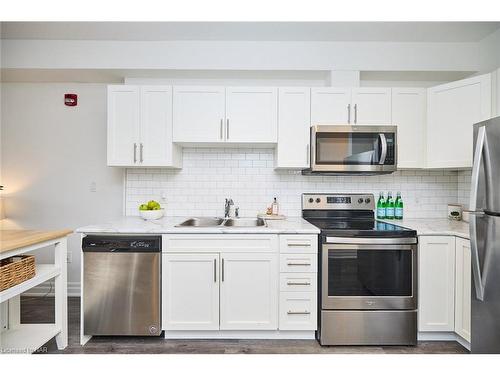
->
left=176, top=217, right=266, bottom=228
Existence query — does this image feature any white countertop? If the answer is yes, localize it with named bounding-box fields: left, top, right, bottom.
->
left=381, top=218, right=470, bottom=239
left=76, top=216, right=321, bottom=235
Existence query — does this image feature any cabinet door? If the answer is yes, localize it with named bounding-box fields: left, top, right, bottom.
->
left=455, top=238, right=471, bottom=342
left=351, top=88, right=392, bottom=124
left=392, top=88, right=426, bottom=169
left=107, top=85, right=140, bottom=166
left=418, top=236, right=456, bottom=332
left=162, top=253, right=219, bottom=330
left=140, top=86, right=181, bottom=167
left=311, top=87, right=351, bottom=124
left=427, top=74, right=491, bottom=168
left=275, top=87, right=311, bottom=169
left=225, top=87, right=278, bottom=143
left=173, top=86, right=225, bottom=143
left=220, top=253, right=278, bottom=330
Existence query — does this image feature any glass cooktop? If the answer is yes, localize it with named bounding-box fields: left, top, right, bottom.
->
left=305, top=218, right=417, bottom=238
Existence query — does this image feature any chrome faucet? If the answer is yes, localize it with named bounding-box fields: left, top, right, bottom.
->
left=224, top=198, right=234, bottom=218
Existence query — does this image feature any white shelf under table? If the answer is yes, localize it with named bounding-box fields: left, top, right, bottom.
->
left=0, top=264, right=61, bottom=303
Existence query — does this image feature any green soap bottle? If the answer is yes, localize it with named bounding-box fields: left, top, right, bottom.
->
left=395, top=192, right=403, bottom=220
left=376, top=192, right=386, bottom=219
left=385, top=191, right=395, bottom=219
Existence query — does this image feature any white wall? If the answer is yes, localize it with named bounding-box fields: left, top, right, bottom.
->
left=1, top=39, right=480, bottom=72
left=0, top=83, right=124, bottom=285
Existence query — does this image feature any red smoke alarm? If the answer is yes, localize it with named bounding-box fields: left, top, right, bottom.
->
left=64, top=94, right=77, bottom=106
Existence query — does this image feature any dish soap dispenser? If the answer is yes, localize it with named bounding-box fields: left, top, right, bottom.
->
left=272, top=197, right=279, bottom=216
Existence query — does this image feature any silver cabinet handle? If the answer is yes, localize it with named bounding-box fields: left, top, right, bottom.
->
left=222, top=258, right=225, bottom=282
left=133, top=143, right=137, bottom=163
left=226, top=119, right=229, bottom=140
left=140, top=143, right=144, bottom=163
left=220, top=119, right=224, bottom=140
left=214, top=259, right=217, bottom=283
left=287, top=243, right=311, bottom=247
left=287, top=282, right=311, bottom=286
left=287, top=262, right=311, bottom=266
left=354, top=103, right=358, bottom=124
left=347, top=104, right=351, bottom=124
left=287, top=311, right=311, bottom=315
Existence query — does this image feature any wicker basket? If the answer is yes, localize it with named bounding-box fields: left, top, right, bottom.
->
left=0, top=255, right=36, bottom=292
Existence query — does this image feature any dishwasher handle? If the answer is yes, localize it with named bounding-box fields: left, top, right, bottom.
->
left=82, top=235, right=161, bottom=253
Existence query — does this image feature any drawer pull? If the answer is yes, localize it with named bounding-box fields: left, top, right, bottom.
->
left=287, top=262, right=311, bottom=266
left=287, top=282, right=311, bottom=286
left=287, top=243, right=311, bottom=247
left=287, top=310, right=311, bottom=315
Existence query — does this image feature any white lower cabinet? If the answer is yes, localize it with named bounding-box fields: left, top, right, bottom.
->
left=455, top=238, right=471, bottom=342
left=279, top=292, right=317, bottom=331
left=162, top=253, right=220, bottom=330
left=220, top=253, right=278, bottom=330
left=278, top=234, right=318, bottom=331
left=162, top=234, right=318, bottom=335
left=418, top=235, right=472, bottom=343
left=418, top=236, right=456, bottom=331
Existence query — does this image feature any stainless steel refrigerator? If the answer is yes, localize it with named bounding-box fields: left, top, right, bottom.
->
left=470, top=116, right=500, bottom=353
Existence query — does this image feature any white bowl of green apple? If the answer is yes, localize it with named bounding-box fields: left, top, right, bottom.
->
left=139, top=200, right=164, bottom=220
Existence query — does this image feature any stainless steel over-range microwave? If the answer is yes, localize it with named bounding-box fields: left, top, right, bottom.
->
left=304, top=125, right=397, bottom=174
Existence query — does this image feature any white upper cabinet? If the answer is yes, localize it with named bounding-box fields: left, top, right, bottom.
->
left=107, top=85, right=181, bottom=167
left=418, top=236, right=456, bottom=332
left=107, top=85, right=140, bottom=166
left=351, top=88, right=392, bottom=124
left=311, top=87, right=391, bottom=125
left=455, top=238, right=471, bottom=342
left=173, top=86, right=226, bottom=143
left=220, top=252, right=278, bottom=330
left=311, top=87, right=352, bottom=124
left=275, top=87, right=311, bottom=169
left=225, top=87, right=278, bottom=143
left=392, top=88, right=426, bottom=169
left=427, top=74, right=492, bottom=169
left=140, top=86, right=181, bottom=167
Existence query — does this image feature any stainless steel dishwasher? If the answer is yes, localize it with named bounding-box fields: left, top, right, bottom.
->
left=82, top=235, right=161, bottom=336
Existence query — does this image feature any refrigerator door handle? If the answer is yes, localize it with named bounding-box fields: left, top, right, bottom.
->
left=470, top=126, right=486, bottom=212
left=470, top=214, right=485, bottom=301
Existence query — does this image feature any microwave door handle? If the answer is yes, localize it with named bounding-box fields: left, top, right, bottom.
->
left=378, top=133, right=387, bottom=165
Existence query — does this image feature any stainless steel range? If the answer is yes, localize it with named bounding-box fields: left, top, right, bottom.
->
left=302, top=193, right=418, bottom=346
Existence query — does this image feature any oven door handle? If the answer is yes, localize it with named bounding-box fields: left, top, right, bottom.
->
left=378, top=133, right=387, bottom=165
left=325, top=236, right=417, bottom=245
left=325, top=243, right=415, bottom=251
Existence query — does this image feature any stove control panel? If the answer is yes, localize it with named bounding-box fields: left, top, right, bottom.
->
left=302, top=193, right=375, bottom=210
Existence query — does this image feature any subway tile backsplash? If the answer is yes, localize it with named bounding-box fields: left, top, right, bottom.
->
left=125, top=148, right=467, bottom=218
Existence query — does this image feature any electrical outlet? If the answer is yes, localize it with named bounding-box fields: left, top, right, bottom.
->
left=90, top=181, right=97, bottom=192
left=66, top=252, right=72, bottom=263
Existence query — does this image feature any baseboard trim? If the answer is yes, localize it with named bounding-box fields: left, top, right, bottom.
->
left=22, top=281, right=81, bottom=297
left=418, top=331, right=470, bottom=351
left=163, top=330, right=316, bottom=340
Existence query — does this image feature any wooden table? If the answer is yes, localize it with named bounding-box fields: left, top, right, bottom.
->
left=0, top=229, right=72, bottom=353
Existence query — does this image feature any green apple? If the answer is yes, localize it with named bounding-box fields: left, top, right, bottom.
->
left=139, top=204, right=149, bottom=211
left=152, top=206, right=161, bottom=210
left=147, top=200, right=161, bottom=210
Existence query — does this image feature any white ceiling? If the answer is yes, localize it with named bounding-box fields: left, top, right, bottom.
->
left=1, top=22, right=499, bottom=42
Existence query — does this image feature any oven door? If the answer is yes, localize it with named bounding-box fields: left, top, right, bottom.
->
left=322, top=238, right=417, bottom=310
left=310, top=125, right=396, bottom=173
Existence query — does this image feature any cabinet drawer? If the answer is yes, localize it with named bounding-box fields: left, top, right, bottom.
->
left=279, top=292, right=317, bottom=331
left=279, top=273, right=317, bottom=292
left=280, top=235, right=317, bottom=253
left=280, top=254, right=317, bottom=273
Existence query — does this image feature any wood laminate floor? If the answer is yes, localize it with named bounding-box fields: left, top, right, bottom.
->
left=20, top=296, right=468, bottom=354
